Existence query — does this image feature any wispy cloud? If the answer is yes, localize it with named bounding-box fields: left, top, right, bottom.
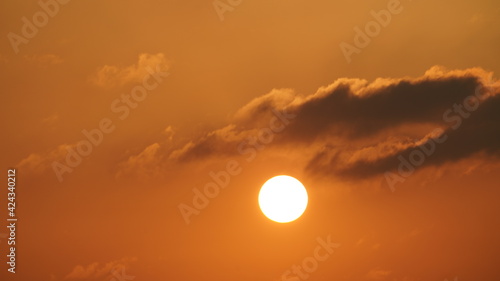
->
left=17, top=143, right=76, bottom=175
left=63, top=257, right=137, bottom=280
left=24, top=54, right=63, bottom=67
left=90, top=53, right=170, bottom=88
left=365, top=268, right=392, bottom=280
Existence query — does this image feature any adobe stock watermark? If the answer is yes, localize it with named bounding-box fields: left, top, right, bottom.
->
left=7, top=0, right=72, bottom=54
left=281, top=235, right=340, bottom=281
left=110, top=265, right=135, bottom=281
left=213, top=0, right=243, bottom=21
left=384, top=82, right=495, bottom=191
left=51, top=66, right=169, bottom=182
left=340, top=0, right=404, bottom=63
left=178, top=109, right=296, bottom=225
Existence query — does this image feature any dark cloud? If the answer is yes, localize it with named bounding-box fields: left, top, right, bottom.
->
left=124, top=66, right=500, bottom=181
left=323, top=92, right=500, bottom=179
left=285, top=76, right=479, bottom=141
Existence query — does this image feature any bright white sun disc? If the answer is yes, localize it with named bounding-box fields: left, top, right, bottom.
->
left=258, top=175, right=308, bottom=223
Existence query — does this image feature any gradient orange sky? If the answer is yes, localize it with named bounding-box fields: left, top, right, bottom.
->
left=1, top=0, right=500, bottom=280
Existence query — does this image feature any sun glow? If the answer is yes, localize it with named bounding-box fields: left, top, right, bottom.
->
left=258, top=175, right=308, bottom=223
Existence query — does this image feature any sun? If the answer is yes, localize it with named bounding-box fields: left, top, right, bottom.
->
left=258, top=175, right=308, bottom=223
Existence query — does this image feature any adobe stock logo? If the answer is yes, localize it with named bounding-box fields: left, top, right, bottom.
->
left=213, top=0, right=243, bottom=21
left=281, top=235, right=340, bottom=281
left=52, top=65, right=169, bottom=182
left=384, top=81, right=494, bottom=191
left=340, top=0, right=404, bottom=63
left=178, top=109, right=296, bottom=225
left=7, top=0, right=72, bottom=54
left=110, top=266, right=135, bottom=281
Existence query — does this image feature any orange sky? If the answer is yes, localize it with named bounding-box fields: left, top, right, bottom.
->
left=1, top=0, right=500, bottom=280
